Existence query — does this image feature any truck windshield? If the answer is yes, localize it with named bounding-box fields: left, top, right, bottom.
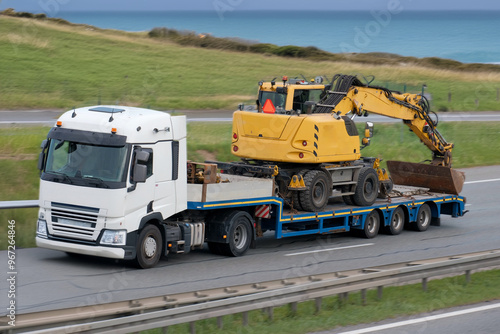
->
left=43, top=139, right=129, bottom=188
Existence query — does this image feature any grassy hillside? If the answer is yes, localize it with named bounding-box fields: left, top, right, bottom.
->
left=1, top=14, right=500, bottom=111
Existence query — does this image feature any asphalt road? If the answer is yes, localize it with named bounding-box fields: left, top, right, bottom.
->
left=1, top=109, right=500, bottom=126
left=0, top=165, right=499, bottom=318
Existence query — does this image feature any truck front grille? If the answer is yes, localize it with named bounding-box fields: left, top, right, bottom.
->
left=49, top=202, right=100, bottom=241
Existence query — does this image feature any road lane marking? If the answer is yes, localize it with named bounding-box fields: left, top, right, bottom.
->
left=465, top=178, right=500, bottom=184
left=285, top=243, right=374, bottom=257
left=336, top=302, right=500, bottom=334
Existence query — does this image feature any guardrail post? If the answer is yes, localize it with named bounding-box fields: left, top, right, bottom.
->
left=361, top=289, right=367, bottom=305
left=465, top=270, right=471, bottom=284
left=190, top=322, right=196, bottom=334
left=290, top=302, right=298, bottom=315
left=162, top=327, right=168, bottom=334
left=422, top=277, right=428, bottom=292
left=315, top=297, right=322, bottom=314
left=242, top=311, right=249, bottom=326
left=338, top=292, right=348, bottom=307
left=267, top=307, right=274, bottom=321
left=217, top=316, right=223, bottom=329
left=377, top=286, right=383, bottom=300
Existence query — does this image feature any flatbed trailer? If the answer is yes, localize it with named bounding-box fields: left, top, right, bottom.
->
left=188, top=175, right=466, bottom=240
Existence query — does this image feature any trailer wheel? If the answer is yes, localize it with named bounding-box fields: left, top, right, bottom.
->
left=361, top=210, right=380, bottom=239
left=353, top=167, right=379, bottom=206
left=300, top=170, right=331, bottom=212
left=135, top=224, right=163, bottom=269
left=414, top=203, right=431, bottom=232
left=385, top=206, right=405, bottom=235
left=219, top=211, right=253, bottom=257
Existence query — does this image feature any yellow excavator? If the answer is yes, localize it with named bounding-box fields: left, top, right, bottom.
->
left=230, top=74, right=465, bottom=212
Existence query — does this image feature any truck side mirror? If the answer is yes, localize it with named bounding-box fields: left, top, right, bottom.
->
left=135, top=150, right=150, bottom=163
left=37, top=140, right=48, bottom=171
left=131, top=150, right=150, bottom=183
left=37, top=152, right=45, bottom=171
left=133, top=165, right=147, bottom=183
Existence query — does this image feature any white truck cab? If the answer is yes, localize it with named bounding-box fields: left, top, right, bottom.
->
left=36, top=106, right=188, bottom=267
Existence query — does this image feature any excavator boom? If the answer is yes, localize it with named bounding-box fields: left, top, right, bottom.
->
left=318, top=74, right=464, bottom=194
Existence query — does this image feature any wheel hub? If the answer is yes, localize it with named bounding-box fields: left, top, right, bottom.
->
left=144, top=236, right=157, bottom=258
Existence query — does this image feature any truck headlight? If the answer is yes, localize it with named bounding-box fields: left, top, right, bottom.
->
left=37, top=219, right=47, bottom=237
left=100, top=230, right=127, bottom=246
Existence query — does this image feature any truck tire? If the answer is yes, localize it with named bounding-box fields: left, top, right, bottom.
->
left=353, top=167, right=379, bottom=206
left=300, top=170, right=331, bottom=212
left=413, top=203, right=431, bottom=232
left=385, top=206, right=405, bottom=235
left=135, top=224, right=163, bottom=269
left=219, top=211, right=253, bottom=257
left=360, top=210, right=380, bottom=239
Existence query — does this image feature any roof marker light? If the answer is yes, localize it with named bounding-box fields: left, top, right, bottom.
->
left=111, top=128, right=117, bottom=134
left=56, top=121, right=62, bottom=127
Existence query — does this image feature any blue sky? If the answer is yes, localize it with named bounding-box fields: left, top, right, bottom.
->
left=2, top=0, right=500, bottom=13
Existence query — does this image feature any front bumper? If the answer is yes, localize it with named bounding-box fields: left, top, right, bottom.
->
left=36, top=237, right=128, bottom=259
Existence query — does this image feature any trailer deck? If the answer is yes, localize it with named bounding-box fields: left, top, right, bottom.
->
left=187, top=180, right=466, bottom=239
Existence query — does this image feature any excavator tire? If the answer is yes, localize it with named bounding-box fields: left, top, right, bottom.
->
left=300, top=170, right=331, bottom=212
left=291, top=170, right=307, bottom=211
left=341, top=185, right=355, bottom=206
left=353, top=167, right=379, bottom=206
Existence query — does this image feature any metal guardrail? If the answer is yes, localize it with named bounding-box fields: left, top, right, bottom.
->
left=0, top=200, right=38, bottom=209
left=2, top=249, right=500, bottom=334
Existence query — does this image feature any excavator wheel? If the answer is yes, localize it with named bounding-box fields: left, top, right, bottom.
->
left=299, top=170, right=331, bottom=212
left=341, top=185, right=355, bottom=206
left=291, top=170, right=307, bottom=211
left=353, top=167, right=379, bottom=206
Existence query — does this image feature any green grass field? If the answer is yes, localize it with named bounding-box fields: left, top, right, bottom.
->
left=1, top=14, right=500, bottom=111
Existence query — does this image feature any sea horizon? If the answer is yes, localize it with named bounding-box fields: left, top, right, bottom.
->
left=48, top=10, right=500, bottom=64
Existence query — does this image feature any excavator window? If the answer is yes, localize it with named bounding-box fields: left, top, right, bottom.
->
left=292, top=89, right=323, bottom=113
left=259, top=91, right=286, bottom=111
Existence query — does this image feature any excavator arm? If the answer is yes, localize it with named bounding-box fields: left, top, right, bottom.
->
left=334, top=86, right=453, bottom=166
left=315, top=75, right=464, bottom=194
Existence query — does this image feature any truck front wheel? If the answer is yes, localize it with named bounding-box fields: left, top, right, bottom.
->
left=135, top=224, right=163, bottom=269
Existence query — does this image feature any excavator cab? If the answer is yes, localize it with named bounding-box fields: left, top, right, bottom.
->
left=256, top=77, right=325, bottom=114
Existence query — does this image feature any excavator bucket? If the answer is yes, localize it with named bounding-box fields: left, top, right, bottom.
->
left=387, top=161, right=465, bottom=195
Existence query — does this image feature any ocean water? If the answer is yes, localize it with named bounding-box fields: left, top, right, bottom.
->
left=57, top=10, right=500, bottom=64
